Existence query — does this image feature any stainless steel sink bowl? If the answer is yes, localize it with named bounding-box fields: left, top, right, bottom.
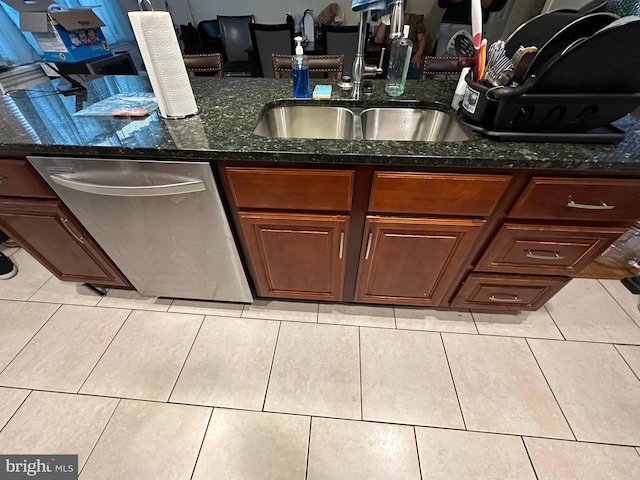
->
left=252, top=103, right=470, bottom=142
left=253, top=105, right=355, bottom=140
left=360, top=107, right=470, bottom=142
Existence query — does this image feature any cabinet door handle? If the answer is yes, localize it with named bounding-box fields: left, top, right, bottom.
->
left=339, top=231, right=345, bottom=259
left=567, top=200, right=614, bottom=210
left=525, top=250, right=565, bottom=261
left=59, top=217, right=85, bottom=244
left=365, top=233, right=373, bottom=260
left=489, top=295, right=522, bottom=303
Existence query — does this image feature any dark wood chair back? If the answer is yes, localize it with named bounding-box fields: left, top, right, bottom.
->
left=183, top=53, right=223, bottom=77
left=249, top=23, right=294, bottom=78
left=320, top=24, right=359, bottom=77
left=272, top=53, right=344, bottom=80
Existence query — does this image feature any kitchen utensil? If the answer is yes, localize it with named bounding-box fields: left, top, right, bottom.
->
left=510, top=46, right=537, bottom=84
left=482, top=40, right=513, bottom=86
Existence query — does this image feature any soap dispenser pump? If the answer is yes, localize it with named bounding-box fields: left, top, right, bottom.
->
left=292, top=36, right=310, bottom=98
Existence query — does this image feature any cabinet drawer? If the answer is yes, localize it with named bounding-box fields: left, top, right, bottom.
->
left=509, top=177, right=640, bottom=221
left=0, top=159, right=56, bottom=198
left=369, top=172, right=511, bottom=216
left=477, top=223, right=627, bottom=276
left=450, top=273, right=569, bottom=311
left=226, top=167, right=354, bottom=211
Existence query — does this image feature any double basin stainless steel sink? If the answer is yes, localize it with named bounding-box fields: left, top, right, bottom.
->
left=252, top=102, right=470, bottom=142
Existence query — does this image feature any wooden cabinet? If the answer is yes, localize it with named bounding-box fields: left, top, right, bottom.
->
left=222, top=166, right=509, bottom=305
left=454, top=175, right=639, bottom=310
left=224, top=166, right=355, bottom=301
left=355, top=216, right=485, bottom=305
left=222, top=164, right=640, bottom=311
left=238, top=212, right=349, bottom=301
left=0, top=158, right=131, bottom=287
left=0, top=159, right=56, bottom=198
left=0, top=198, right=130, bottom=286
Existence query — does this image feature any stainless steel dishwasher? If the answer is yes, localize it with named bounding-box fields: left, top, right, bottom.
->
left=28, top=156, right=253, bottom=303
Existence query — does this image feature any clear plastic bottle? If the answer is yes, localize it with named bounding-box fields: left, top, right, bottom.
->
left=292, top=36, right=310, bottom=98
left=385, top=24, right=413, bottom=97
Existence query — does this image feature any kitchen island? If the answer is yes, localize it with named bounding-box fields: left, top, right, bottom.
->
left=1, top=75, right=640, bottom=310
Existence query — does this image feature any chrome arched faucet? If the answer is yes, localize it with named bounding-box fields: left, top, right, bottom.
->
left=351, top=0, right=404, bottom=99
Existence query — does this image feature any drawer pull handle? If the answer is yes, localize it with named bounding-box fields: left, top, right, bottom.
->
left=567, top=200, right=614, bottom=210
left=489, top=295, right=522, bottom=303
left=365, top=233, right=373, bottom=260
left=59, top=217, right=85, bottom=244
left=339, top=231, right=345, bottom=259
left=525, top=250, right=565, bottom=261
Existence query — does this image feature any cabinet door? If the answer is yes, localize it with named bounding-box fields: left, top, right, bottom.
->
left=0, top=198, right=131, bottom=287
left=238, top=212, right=349, bottom=301
left=355, top=216, right=485, bottom=306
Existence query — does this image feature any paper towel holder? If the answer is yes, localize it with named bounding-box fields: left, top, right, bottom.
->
left=159, top=106, right=201, bottom=120
left=138, top=0, right=154, bottom=11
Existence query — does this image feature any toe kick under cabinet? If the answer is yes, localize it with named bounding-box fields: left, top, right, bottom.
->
left=0, top=158, right=131, bottom=287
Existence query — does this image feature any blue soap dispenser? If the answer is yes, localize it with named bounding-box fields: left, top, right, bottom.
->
left=292, top=36, right=310, bottom=98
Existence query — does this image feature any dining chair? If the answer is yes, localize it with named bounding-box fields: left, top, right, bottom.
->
left=249, top=23, right=294, bottom=78
left=183, top=53, right=223, bottom=77
left=217, top=15, right=256, bottom=76
left=420, top=56, right=475, bottom=80
left=196, top=19, right=224, bottom=55
left=272, top=54, right=344, bottom=80
left=320, top=24, right=360, bottom=77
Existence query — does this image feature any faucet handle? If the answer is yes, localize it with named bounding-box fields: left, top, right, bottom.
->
left=377, top=47, right=386, bottom=72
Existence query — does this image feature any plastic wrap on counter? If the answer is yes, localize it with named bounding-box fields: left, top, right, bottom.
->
left=74, top=93, right=158, bottom=118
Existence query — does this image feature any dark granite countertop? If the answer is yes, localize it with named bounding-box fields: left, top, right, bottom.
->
left=1, top=75, right=639, bottom=173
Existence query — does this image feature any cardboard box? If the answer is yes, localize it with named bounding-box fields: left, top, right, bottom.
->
left=4, top=0, right=111, bottom=62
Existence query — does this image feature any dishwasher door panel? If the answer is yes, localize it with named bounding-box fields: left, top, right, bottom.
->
left=28, top=156, right=253, bottom=303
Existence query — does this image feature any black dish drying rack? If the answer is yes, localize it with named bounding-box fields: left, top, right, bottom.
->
left=456, top=10, right=640, bottom=142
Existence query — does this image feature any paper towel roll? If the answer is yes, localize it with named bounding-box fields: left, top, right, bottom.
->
left=129, top=11, right=198, bottom=119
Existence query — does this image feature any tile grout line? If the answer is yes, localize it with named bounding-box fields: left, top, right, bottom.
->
left=612, top=344, right=640, bottom=383
left=261, top=321, right=282, bottom=412
left=0, top=389, right=33, bottom=434
left=439, top=333, right=467, bottom=430
left=5, top=383, right=640, bottom=450
left=166, top=315, right=207, bottom=402
left=469, top=310, right=480, bottom=334
left=304, top=417, right=313, bottom=480
left=543, top=304, right=567, bottom=341
left=75, top=309, right=133, bottom=394
left=521, top=436, right=540, bottom=480
left=24, top=273, right=53, bottom=303
left=187, top=407, right=214, bottom=480
left=598, top=279, right=640, bottom=330
left=78, top=397, right=122, bottom=476
left=0, top=303, right=62, bottom=377
left=524, top=338, right=578, bottom=441
left=392, top=306, right=398, bottom=329
left=413, top=426, right=424, bottom=480
left=358, top=326, right=364, bottom=421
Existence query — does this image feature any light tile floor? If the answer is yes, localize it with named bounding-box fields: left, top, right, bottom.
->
left=1, top=248, right=640, bottom=479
